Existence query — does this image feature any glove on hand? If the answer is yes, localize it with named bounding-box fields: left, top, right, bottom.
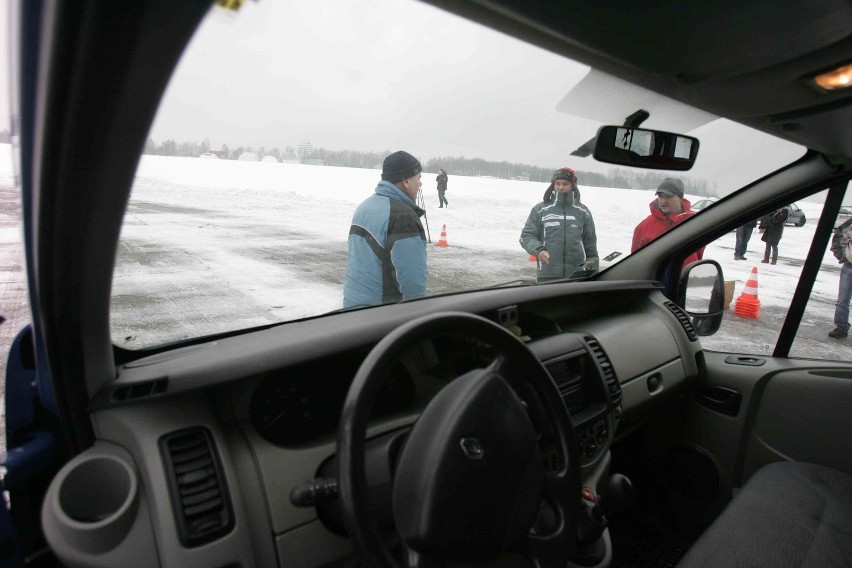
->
left=582, top=257, right=599, bottom=270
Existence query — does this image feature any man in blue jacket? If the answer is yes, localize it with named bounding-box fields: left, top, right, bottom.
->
left=343, top=150, right=427, bottom=308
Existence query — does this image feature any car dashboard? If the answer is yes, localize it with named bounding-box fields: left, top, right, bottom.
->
left=43, top=281, right=702, bottom=567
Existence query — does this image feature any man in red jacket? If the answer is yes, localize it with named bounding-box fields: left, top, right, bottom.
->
left=631, top=178, right=704, bottom=266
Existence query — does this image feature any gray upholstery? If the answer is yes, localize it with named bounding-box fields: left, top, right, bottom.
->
left=677, top=462, right=852, bottom=568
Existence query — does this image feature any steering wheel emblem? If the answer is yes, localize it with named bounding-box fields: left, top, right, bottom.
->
left=460, top=437, right=484, bottom=459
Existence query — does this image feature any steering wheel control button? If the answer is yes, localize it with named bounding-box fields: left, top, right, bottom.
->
left=460, top=437, right=484, bottom=460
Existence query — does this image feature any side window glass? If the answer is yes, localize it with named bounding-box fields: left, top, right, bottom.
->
left=699, top=192, right=845, bottom=360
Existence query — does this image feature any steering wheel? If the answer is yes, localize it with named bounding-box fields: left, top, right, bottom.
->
left=337, top=312, right=581, bottom=566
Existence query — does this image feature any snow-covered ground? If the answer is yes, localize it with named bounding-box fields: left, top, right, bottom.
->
left=115, top=154, right=846, bottom=359
left=1, top=145, right=848, bottom=364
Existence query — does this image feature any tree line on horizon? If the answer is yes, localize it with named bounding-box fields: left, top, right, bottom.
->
left=139, top=137, right=719, bottom=196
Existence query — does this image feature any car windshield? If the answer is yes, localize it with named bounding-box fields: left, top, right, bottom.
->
left=112, top=0, right=805, bottom=349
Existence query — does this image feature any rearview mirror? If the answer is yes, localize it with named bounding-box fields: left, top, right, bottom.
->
left=593, top=126, right=699, bottom=171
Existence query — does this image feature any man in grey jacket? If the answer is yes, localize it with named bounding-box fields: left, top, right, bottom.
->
left=520, top=167, right=598, bottom=283
left=828, top=217, right=852, bottom=339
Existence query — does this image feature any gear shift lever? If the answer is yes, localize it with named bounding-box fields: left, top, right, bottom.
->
left=597, top=473, right=635, bottom=517
left=577, top=473, right=634, bottom=547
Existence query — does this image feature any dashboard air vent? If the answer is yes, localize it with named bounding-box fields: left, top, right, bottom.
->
left=664, top=301, right=698, bottom=341
left=547, top=359, right=583, bottom=399
left=160, top=428, right=234, bottom=547
left=584, top=336, right=621, bottom=405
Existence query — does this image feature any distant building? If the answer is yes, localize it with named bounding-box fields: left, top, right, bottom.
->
left=237, top=152, right=259, bottom=161
left=297, top=141, right=313, bottom=163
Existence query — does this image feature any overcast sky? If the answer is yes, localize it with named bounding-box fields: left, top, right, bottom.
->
left=148, top=0, right=805, bottom=190
left=149, top=0, right=595, bottom=165
left=2, top=0, right=805, bottom=193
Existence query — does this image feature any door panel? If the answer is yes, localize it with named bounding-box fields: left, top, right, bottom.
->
left=743, top=368, right=852, bottom=478
left=680, top=352, right=852, bottom=489
left=2, top=326, right=62, bottom=566
left=616, top=351, right=852, bottom=541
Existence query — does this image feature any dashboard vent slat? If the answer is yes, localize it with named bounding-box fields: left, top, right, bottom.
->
left=584, top=336, right=621, bottom=405
left=664, top=301, right=698, bottom=341
left=160, top=428, right=234, bottom=547
left=546, top=359, right=585, bottom=414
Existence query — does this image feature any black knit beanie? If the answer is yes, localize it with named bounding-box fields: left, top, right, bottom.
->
left=381, top=151, right=422, bottom=183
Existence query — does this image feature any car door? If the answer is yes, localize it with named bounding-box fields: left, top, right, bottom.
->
left=610, top=179, right=852, bottom=538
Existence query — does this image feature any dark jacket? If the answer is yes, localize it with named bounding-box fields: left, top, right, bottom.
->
left=831, top=217, right=852, bottom=265
left=759, top=208, right=788, bottom=245
left=740, top=218, right=758, bottom=231
left=632, top=198, right=704, bottom=266
left=436, top=172, right=448, bottom=191
left=520, top=191, right=598, bottom=281
left=343, top=181, right=427, bottom=308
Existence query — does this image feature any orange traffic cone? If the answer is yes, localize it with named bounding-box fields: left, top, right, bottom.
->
left=436, top=224, right=449, bottom=247
left=734, top=266, right=761, bottom=319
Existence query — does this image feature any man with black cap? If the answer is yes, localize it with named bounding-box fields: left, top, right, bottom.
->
left=343, top=150, right=428, bottom=308
left=632, top=177, right=703, bottom=265
left=520, top=167, right=599, bottom=283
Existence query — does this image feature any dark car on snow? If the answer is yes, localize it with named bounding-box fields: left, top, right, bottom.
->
left=786, top=202, right=807, bottom=226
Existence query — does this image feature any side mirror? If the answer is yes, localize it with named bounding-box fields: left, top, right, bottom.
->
left=678, top=260, right=724, bottom=336
left=593, top=125, right=699, bottom=171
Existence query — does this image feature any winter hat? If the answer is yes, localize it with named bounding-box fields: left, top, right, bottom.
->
left=543, top=167, right=578, bottom=201
left=551, top=167, right=578, bottom=184
left=656, top=178, right=685, bottom=198
left=382, top=151, right=422, bottom=183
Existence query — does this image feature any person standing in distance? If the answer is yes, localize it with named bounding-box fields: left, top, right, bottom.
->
left=758, top=207, right=788, bottom=264
left=520, top=167, right=599, bottom=283
left=827, top=217, right=852, bottom=339
left=343, top=151, right=427, bottom=308
left=436, top=169, right=449, bottom=208
left=632, top=178, right=704, bottom=267
left=734, top=218, right=758, bottom=260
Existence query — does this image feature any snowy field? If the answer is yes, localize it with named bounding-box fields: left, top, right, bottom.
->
left=111, top=154, right=849, bottom=360
left=0, top=145, right=848, bottom=368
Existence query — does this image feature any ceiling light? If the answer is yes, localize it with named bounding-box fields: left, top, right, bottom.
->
left=813, top=63, right=852, bottom=91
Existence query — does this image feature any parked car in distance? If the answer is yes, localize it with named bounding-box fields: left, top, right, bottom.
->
left=838, top=205, right=852, bottom=218
left=691, top=197, right=719, bottom=211
left=786, top=202, right=806, bottom=226
left=199, top=152, right=219, bottom=159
